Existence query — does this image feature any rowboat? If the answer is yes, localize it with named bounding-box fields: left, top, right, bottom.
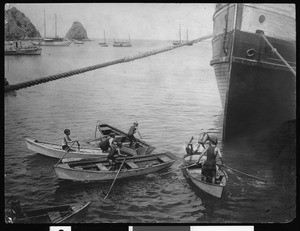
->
left=5, top=201, right=90, bottom=223
left=54, top=152, right=177, bottom=182
left=94, top=123, right=156, bottom=156
left=25, top=138, right=108, bottom=159
left=182, top=155, right=227, bottom=198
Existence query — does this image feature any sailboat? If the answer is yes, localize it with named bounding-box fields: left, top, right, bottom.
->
left=99, top=30, right=108, bottom=47
left=172, top=24, right=182, bottom=45
left=186, top=29, right=193, bottom=46
left=33, top=12, right=71, bottom=46
left=113, top=34, right=132, bottom=47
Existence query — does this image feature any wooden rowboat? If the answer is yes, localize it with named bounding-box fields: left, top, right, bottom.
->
left=5, top=202, right=90, bottom=223
left=54, top=152, right=177, bottom=182
left=25, top=138, right=108, bottom=159
left=94, top=123, right=156, bottom=156
left=182, top=155, right=227, bottom=198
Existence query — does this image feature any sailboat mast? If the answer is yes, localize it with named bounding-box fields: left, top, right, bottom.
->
left=179, top=24, right=181, bottom=43
left=187, top=29, right=188, bottom=42
left=55, top=13, right=57, bottom=37
left=44, top=10, right=46, bottom=38
left=104, top=30, right=106, bottom=43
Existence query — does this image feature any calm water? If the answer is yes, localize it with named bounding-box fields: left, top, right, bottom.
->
left=4, top=40, right=296, bottom=223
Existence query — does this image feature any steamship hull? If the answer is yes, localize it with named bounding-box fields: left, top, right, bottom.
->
left=210, top=4, right=296, bottom=140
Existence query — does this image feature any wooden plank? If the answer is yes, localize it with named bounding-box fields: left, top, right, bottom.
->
left=158, top=156, right=171, bottom=162
left=48, top=211, right=61, bottom=222
left=126, top=161, right=139, bottom=169
left=96, top=163, right=109, bottom=171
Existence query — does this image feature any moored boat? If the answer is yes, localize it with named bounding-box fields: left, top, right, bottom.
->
left=182, top=155, right=227, bottom=198
left=211, top=4, right=296, bottom=140
left=54, top=152, right=177, bottom=182
left=5, top=201, right=90, bottom=223
left=94, top=122, right=156, bottom=156
left=5, top=41, right=42, bottom=55
left=25, top=138, right=108, bottom=159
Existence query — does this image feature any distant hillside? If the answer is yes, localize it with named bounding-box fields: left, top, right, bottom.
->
left=65, top=21, right=88, bottom=41
left=5, top=7, right=41, bottom=40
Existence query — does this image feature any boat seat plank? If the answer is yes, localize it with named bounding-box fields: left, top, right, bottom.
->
left=126, top=161, right=139, bottom=169
left=158, top=156, right=171, bottom=162
left=96, top=163, right=109, bottom=171
left=48, top=211, right=61, bottom=222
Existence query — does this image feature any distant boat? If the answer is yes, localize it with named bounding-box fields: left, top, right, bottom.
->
left=73, top=39, right=84, bottom=44
left=172, top=24, right=182, bottom=45
left=113, top=34, right=132, bottom=47
left=5, top=40, right=42, bottom=55
left=173, top=25, right=192, bottom=46
left=99, top=30, right=108, bottom=47
left=32, top=12, right=71, bottom=46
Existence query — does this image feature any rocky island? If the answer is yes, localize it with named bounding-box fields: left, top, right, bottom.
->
left=65, top=21, right=88, bottom=41
left=5, top=7, right=41, bottom=40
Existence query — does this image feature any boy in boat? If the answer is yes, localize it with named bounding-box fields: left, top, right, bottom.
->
left=185, top=132, right=211, bottom=156
left=128, top=121, right=142, bottom=148
left=107, top=141, right=126, bottom=170
left=199, top=135, right=224, bottom=184
left=62, top=129, right=80, bottom=151
left=98, top=134, right=115, bottom=152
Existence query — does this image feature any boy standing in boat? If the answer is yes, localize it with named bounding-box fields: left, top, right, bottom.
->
left=198, top=135, right=223, bottom=183
left=128, top=122, right=142, bottom=148
left=62, top=129, right=80, bottom=151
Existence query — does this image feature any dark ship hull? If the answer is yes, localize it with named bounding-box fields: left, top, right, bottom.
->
left=210, top=4, right=296, bottom=140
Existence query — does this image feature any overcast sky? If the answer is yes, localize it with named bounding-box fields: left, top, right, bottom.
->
left=7, top=3, right=215, bottom=40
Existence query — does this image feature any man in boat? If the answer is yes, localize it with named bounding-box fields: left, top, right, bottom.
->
left=185, top=132, right=211, bottom=156
left=107, top=140, right=126, bottom=170
left=198, top=135, right=224, bottom=184
left=62, top=129, right=80, bottom=151
left=98, top=133, right=115, bottom=152
left=128, top=121, right=142, bottom=148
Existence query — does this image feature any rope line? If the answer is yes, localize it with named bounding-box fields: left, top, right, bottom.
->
left=5, top=33, right=218, bottom=93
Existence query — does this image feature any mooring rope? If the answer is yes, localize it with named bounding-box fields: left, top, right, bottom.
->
left=258, top=32, right=296, bottom=78
left=4, top=33, right=219, bottom=93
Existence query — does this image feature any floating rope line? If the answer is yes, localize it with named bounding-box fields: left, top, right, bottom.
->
left=4, top=33, right=219, bottom=93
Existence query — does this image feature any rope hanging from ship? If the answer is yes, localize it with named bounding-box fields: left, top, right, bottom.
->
left=4, top=33, right=221, bottom=93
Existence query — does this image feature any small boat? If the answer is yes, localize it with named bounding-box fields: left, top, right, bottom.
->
left=113, top=35, right=132, bottom=47
left=5, top=41, right=42, bottom=55
left=73, top=39, right=84, bottom=44
left=172, top=24, right=182, bottom=45
left=99, top=30, right=109, bottom=47
left=25, top=138, right=108, bottom=159
left=54, top=152, right=177, bottom=182
left=5, top=201, right=90, bottom=223
left=182, top=155, right=227, bottom=198
left=94, top=123, right=156, bottom=156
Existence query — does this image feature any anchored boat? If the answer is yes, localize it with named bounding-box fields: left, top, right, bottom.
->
left=25, top=138, right=108, bottom=159
left=5, top=41, right=42, bottom=55
left=93, top=122, right=156, bottom=156
left=54, top=152, right=177, bottom=182
left=182, top=155, right=227, bottom=198
left=211, top=4, right=296, bottom=140
left=5, top=201, right=90, bottom=223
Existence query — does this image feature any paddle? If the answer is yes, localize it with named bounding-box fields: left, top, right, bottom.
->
left=158, top=163, right=198, bottom=176
left=55, top=142, right=76, bottom=166
left=101, top=156, right=127, bottom=200
left=221, top=164, right=267, bottom=183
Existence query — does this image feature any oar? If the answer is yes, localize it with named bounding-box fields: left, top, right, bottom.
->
left=222, top=164, right=267, bottom=183
left=159, top=163, right=198, bottom=176
left=101, top=157, right=127, bottom=200
left=55, top=142, right=76, bottom=166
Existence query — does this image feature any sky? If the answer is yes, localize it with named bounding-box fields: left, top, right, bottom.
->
left=6, top=3, right=215, bottom=40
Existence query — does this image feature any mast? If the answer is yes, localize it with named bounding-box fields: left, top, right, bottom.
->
left=179, top=24, right=181, bottom=43
left=55, top=13, right=57, bottom=37
left=44, top=10, right=46, bottom=38
left=104, top=30, right=106, bottom=43
left=187, top=29, right=188, bottom=42
left=129, top=34, right=130, bottom=43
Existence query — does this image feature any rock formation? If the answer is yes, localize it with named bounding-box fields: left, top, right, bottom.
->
left=5, top=7, right=41, bottom=40
left=65, top=21, right=88, bottom=41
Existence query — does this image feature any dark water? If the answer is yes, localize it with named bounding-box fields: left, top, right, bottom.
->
left=4, top=40, right=296, bottom=223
